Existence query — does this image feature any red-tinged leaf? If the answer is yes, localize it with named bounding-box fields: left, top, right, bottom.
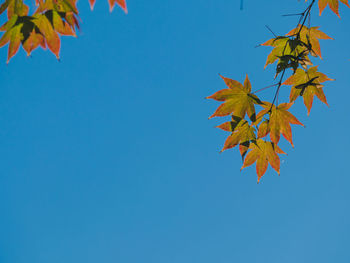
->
left=257, top=120, right=270, bottom=138
left=274, top=144, right=286, bottom=155
left=52, top=11, right=64, bottom=31
left=36, top=0, right=78, bottom=14
left=283, top=67, right=333, bottom=115
left=255, top=102, right=303, bottom=147
left=33, top=14, right=60, bottom=58
left=261, top=37, right=289, bottom=68
left=61, top=0, right=78, bottom=14
left=0, top=14, right=18, bottom=32
left=22, top=30, right=45, bottom=55
left=287, top=25, right=332, bottom=59
left=65, top=12, right=80, bottom=30
left=108, top=0, right=127, bottom=13
left=241, top=139, right=286, bottom=182
left=61, top=21, right=75, bottom=36
left=0, top=29, right=11, bottom=47
left=35, top=0, right=52, bottom=13
left=52, top=11, right=76, bottom=36
left=7, top=0, right=29, bottom=18
left=89, top=0, right=96, bottom=10
left=7, top=24, right=23, bottom=63
left=207, top=75, right=262, bottom=121
left=0, top=16, right=27, bottom=63
left=216, top=121, right=232, bottom=132
left=261, top=36, right=312, bottom=73
left=239, top=142, right=250, bottom=161
left=307, top=0, right=350, bottom=17
left=218, top=116, right=256, bottom=153
left=0, top=0, right=10, bottom=15
left=0, top=15, right=48, bottom=61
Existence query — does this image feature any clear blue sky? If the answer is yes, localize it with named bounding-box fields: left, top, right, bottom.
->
left=1, top=0, right=350, bottom=262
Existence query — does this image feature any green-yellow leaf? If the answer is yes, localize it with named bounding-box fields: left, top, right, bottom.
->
left=255, top=102, right=304, bottom=147
left=217, top=116, right=256, bottom=155
left=207, top=75, right=262, bottom=121
left=287, top=25, right=332, bottom=58
left=33, top=14, right=60, bottom=58
left=283, top=66, right=333, bottom=115
left=241, top=139, right=286, bottom=182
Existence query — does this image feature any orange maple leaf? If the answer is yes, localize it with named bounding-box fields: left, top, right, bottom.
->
left=241, top=139, right=286, bottom=182
left=22, top=30, right=46, bottom=56
left=207, top=75, right=262, bottom=121
left=255, top=102, right=304, bottom=147
left=89, top=0, right=127, bottom=12
left=307, top=0, right=350, bottom=17
left=287, top=25, right=332, bottom=59
left=0, top=15, right=24, bottom=62
left=32, top=14, right=61, bottom=58
left=261, top=36, right=312, bottom=75
left=257, top=119, right=270, bottom=139
left=217, top=116, right=256, bottom=159
left=283, top=66, right=333, bottom=115
left=7, top=0, right=29, bottom=18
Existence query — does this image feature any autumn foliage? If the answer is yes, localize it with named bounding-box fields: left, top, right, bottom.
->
left=0, top=0, right=127, bottom=62
left=208, top=0, right=348, bottom=182
left=0, top=0, right=348, bottom=183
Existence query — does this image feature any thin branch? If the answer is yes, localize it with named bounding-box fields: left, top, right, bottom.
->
left=267, top=0, right=316, bottom=113
left=282, top=12, right=303, bottom=17
left=252, top=83, right=279, bottom=94
left=265, top=25, right=277, bottom=37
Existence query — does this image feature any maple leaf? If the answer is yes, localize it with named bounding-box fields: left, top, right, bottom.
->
left=32, top=13, right=61, bottom=58
left=89, top=0, right=127, bottom=12
left=0, top=15, right=44, bottom=59
left=109, top=0, right=127, bottom=12
left=255, top=102, right=304, bottom=147
left=283, top=66, right=333, bottom=115
left=0, top=0, right=128, bottom=62
left=35, top=0, right=78, bottom=14
left=0, top=0, right=10, bottom=15
left=257, top=119, right=270, bottom=139
left=0, top=0, right=82, bottom=62
left=7, top=0, right=29, bottom=18
left=307, top=0, right=350, bottom=17
left=261, top=36, right=312, bottom=75
left=0, top=15, right=24, bottom=62
left=217, top=116, right=256, bottom=159
left=207, top=75, right=263, bottom=121
left=35, top=0, right=80, bottom=34
left=22, top=29, right=46, bottom=56
left=241, top=139, right=286, bottom=182
left=287, top=25, right=332, bottom=59
left=50, top=10, right=76, bottom=36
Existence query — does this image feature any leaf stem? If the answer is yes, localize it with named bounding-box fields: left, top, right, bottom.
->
left=268, top=0, right=316, bottom=113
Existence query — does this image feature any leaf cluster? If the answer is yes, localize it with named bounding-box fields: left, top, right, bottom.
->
left=207, top=0, right=346, bottom=182
left=0, top=0, right=127, bottom=62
